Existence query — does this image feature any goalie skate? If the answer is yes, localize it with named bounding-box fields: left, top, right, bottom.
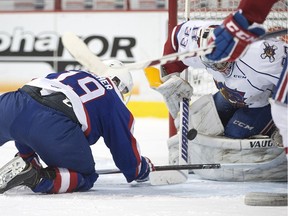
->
left=0, top=156, right=38, bottom=193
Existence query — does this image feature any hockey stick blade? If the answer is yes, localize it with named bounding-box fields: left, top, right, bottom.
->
left=61, top=32, right=109, bottom=75
left=149, top=170, right=188, bottom=185
left=61, top=32, right=212, bottom=72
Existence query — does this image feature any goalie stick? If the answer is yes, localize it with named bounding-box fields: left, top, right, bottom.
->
left=174, top=0, right=193, bottom=184
left=147, top=0, right=198, bottom=185
left=143, top=66, right=193, bottom=185
left=142, top=67, right=190, bottom=185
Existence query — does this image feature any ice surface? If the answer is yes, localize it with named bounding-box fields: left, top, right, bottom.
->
left=0, top=118, right=287, bottom=216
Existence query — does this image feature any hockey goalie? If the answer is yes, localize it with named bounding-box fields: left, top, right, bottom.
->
left=152, top=20, right=288, bottom=182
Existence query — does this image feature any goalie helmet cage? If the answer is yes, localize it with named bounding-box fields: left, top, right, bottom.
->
left=168, top=0, right=288, bottom=137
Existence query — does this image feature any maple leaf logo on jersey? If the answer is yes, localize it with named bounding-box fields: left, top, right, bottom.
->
left=260, top=42, right=277, bottom=63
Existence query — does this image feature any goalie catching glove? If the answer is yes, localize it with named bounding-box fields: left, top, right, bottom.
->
left=155, top=75, right=193, bottom=119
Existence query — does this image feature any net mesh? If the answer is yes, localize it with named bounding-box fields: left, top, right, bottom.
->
left=176, top=0, right=288, bottom=98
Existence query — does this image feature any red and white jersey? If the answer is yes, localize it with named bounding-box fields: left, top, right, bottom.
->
left=163, top=20, right=287, bottom=108
left=238, top=0, right=278, bottom=24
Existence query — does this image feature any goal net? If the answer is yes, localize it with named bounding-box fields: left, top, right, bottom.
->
left=176, top=0, right=287, bottom=98
left=168, top=0, right=287, bottom=135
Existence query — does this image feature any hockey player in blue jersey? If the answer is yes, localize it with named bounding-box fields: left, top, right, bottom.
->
left=0, top=60, right=155, bottom=194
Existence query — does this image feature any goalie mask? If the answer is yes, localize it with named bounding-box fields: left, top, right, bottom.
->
left=197, top=26, right=233, bottom=76
left=103, top=59, right=133, bottom=104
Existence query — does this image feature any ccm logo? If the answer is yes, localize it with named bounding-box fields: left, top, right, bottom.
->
left=226, top=21, right=256, bottom=42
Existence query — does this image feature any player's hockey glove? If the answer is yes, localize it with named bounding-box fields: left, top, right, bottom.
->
left=206, top=10, right=265, bottom=62
left=135, top=156, right=155, bottom=183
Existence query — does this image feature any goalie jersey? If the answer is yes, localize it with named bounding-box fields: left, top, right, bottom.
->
left=163, top=20, right=288, bottom=108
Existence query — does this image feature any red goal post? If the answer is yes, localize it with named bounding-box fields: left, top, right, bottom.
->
left=168, top=0, right=288, bottom=137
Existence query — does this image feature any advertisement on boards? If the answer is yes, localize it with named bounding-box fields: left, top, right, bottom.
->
left=0, top=12, right=169, bottom=117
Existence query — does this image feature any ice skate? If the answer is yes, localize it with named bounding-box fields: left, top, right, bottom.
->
left=0, top=156, right=39, bottom=193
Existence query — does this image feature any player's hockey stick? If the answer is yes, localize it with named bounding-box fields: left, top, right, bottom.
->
left=98, top=152, right=285, bottom=175
left=143, top=66, right=191, bottom=185
left=98, top=163, right=221, bottom=175
left=62, top=28, right=287, bottom=75
left=61, top=31, right=212, bottom=75
left=124, top=28, right=287, bottom=69
left=62, top=32, right=109, bottom=75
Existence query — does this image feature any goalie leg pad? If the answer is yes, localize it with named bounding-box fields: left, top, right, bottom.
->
left=270, top=100, right=288, bottom=153
left=190, top=94, right=224, bottom=135
left=189, top=133, right=287, bottom=181
left=167, top=134, right=180, bottom=165
left=174, top=94, right=224, bottom=135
